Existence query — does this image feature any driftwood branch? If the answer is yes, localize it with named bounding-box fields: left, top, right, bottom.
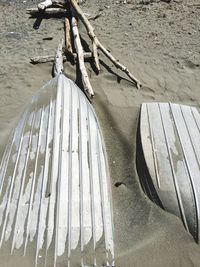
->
left=30, top=52, right=92, bottom=64
left=65, top=18, right=73, bottom=53
left=30, top=54, right=66, bottom=64
left=53, top=39, right=64, bottom=76
left=71, top=16, right=94, bottom=97
left=69, top=0, right=141, bottom=89
left=92, top=42, right=100, bottom=73
left=31, top=0, right=141, bottom=96
left=27, top=7, right=68, bottom=16
left=37, top=0, right=64, bottom=10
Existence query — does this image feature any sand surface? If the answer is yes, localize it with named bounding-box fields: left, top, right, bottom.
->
left=1, top=0, right=200, bottom=266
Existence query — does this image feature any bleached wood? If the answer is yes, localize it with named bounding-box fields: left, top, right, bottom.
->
left=92, top=42, right=100, bottom=73
left=65, top=18, right=73, bottom=53
left=30, top=55, right=66, bottom=64
left=37, top=0, right=82, bottom=10
left=69, top=0, right=141, bottom=89
left=30, top=52, right=92, bottom=64
left=38, top=0, right=53, bottom=10
left=71, top=16, right=94, bottom=97
left=0, top=74, right=115, bottom=265
left=54, top=39, right=64, bottom=76
left=139, top=102, right=200, bottom=244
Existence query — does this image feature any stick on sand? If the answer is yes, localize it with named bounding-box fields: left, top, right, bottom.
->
left=33, top=0, right=141, bottom=92
left=65, top=17, right=73, bottom=54
left=71, top=16, right=94, bottom=97
left=69, top=0, right=141, bottom=89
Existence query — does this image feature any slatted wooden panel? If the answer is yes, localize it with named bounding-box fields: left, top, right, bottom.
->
left=137, top=102, right=200, bottom=243
left=0, top=74, right=114, bottom=267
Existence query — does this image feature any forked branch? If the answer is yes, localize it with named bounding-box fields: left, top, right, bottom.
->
left=68, top=0, right=141, bottom=88
left=33, top=0, right=141, bottom=92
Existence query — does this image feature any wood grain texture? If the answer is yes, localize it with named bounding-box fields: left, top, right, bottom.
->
left=137, top=102, right=200, bottom=243
left=0, top=74, right=114, bottom=266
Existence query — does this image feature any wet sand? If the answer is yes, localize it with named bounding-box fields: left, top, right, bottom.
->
left=1, top=0, right=200, bottom=266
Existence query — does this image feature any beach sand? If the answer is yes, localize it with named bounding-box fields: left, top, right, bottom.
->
left=0, top=0, right=200, bottom=266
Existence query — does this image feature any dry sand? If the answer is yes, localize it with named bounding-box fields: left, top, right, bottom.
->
left=0, top=0, right=200, bottom=266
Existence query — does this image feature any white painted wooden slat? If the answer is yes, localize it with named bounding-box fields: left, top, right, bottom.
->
left=35, top=99, right=54, bottom=263
left=0, top=108, right=31, bottom=247
left=146, top=103, right=181, bottom=216
left=46, top=76, right=62, bottom=252
left=70, top=80, right=80, bottom=251
left=97, top=130, right=114, bottom=265
left=11, top=110, right=36, bottom=252
left=55, top=76, right=70, bottom=259
left=181, top=105, right=200, bottom=166
left=170, top=104, right=200, bottom=241
left=159, top=103, right=189, bottom=231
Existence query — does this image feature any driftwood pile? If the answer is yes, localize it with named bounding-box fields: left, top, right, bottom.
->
left=27, top=0, right=141, bottom=97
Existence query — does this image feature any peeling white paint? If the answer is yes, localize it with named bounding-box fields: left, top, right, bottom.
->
left=0, top=75, right=114, bottom=267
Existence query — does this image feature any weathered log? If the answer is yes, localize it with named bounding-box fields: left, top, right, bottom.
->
left=27, top=7, right=68, bottom=16
left=53, top=38, right=64, bottom=76
left=69, top=0, right=141, bottom=88
left=71, top=16, right=94, bottom=97
left=65, top=18, right=73, bottom=53
left=30, top=52, right=93, bottom=64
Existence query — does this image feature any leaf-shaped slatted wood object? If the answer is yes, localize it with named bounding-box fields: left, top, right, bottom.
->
left=137, top=102, right=200, bottom=244
left=0, top=74, right=114, bottom=267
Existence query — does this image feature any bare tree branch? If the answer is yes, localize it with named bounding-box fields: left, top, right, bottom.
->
left=69, top=0, right=141, bottom=88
